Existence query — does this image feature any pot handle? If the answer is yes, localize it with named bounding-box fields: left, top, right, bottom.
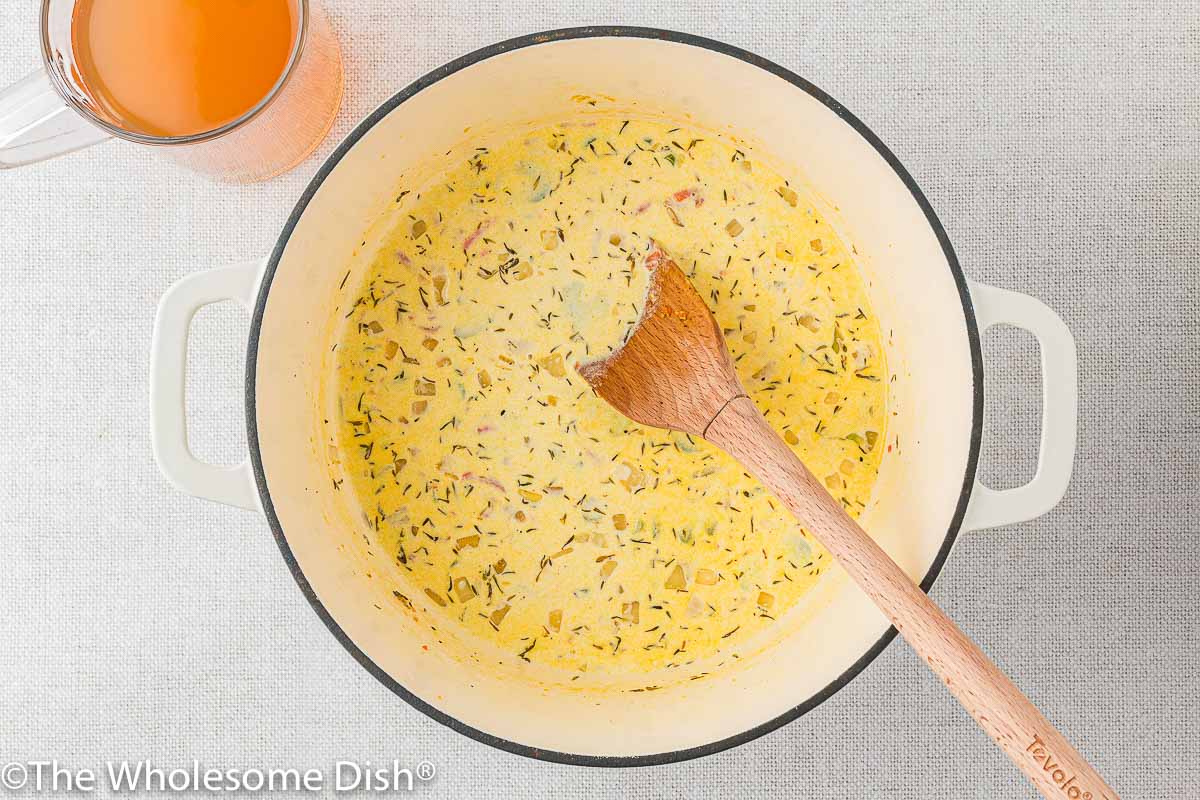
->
left=150, top=260, right=264, bottom=511
left=962, top=282, right=1078, bottom=531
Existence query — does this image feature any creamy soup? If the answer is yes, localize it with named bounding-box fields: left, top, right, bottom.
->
left=331, top=116, right=888, bottom=678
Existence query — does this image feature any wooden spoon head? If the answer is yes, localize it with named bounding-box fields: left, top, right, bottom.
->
left=576, top=247, right=745, bottom=437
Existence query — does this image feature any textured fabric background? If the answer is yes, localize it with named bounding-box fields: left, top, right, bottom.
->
left=1, top=2, right=1196, bottom=797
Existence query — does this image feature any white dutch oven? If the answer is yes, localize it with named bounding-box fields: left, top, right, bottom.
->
left=150, top=28, right=1077, bottom=764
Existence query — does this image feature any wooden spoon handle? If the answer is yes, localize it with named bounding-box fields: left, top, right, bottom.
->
left=705, top=396, right=1118, bottom=800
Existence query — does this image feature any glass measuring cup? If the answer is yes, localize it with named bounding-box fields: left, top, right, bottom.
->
left=0, top=0, right=343, bottom=182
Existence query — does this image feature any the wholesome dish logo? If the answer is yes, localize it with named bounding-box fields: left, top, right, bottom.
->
left=1026, top=735, right=1093, bottom=799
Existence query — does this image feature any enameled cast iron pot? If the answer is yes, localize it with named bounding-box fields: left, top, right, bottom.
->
left=150, top=27, right=1077, bottom=765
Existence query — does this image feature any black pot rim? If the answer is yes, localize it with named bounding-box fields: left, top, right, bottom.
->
left=246, top=25, right=984, bottom=768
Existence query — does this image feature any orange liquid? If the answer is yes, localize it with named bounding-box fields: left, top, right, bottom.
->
left=72, top=0, right=299, bottom=138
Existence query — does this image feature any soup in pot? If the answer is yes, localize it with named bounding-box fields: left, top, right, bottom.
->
left=330, top=116, right=888, bottom=678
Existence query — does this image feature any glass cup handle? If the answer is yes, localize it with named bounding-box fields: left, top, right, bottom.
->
left=0, top=70, right=110, bottom=168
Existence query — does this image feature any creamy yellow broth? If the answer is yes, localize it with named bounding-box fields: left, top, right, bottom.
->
left=331, top=117, right=888, bottom=678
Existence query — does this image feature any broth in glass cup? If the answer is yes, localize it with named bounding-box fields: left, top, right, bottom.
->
left=0, top=0, right=343, bottom=182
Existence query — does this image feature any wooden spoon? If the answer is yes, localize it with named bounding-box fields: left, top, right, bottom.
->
left=577, top=247, right=1118, bottom=800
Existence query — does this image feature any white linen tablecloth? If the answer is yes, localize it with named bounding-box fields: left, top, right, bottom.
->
left=1, top=1, right=1195, bottom=797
